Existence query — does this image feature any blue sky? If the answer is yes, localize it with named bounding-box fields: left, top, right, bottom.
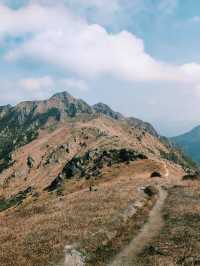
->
left=1, top=0, right=200, bottom=136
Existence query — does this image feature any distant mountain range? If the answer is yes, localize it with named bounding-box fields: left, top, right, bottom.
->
left=171, top=126, right=200, bottom=163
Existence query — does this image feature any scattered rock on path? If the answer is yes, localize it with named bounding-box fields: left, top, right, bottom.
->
left=143, top=186, right=157, bottom=197
left=64, top=245, right=85, bottom=266
left=27, top=155, right=34, bottom=168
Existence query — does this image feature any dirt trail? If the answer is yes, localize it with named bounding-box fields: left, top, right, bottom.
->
left=108, top=186, right=168, bottom=266
left=163, top=162, right=169, bottom=178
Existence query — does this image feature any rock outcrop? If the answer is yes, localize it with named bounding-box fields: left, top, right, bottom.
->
left=45, top=149, right=147, bottom=192
left=64, top=245, right=85, bottom=266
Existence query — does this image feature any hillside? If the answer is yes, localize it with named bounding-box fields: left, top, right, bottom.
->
left=171, top=126, right=200, bottom=163
left=0, top=91, right=198, bottom=266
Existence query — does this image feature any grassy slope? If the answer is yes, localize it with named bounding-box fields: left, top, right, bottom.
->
left=0, top=160, right=166, bottom=266
left=135, top=181, right=200, bottom=265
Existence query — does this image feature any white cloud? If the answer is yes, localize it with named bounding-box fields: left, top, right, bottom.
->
left=1, top=3, right=200, bottom=86
left=0, top=3, right=84, bottom=37
left=59, top=78, right=89, bottom=91
left=18, top=76, right=89, bottom=93
left=19, top=76, right=54, bottom=91
left=191, top=82, right=200, bottom=99
left=190, top=16, right=200, bottom=23
left=0, top=75, right=89, bottom=105
left=27, top=0, right=121, bottom=24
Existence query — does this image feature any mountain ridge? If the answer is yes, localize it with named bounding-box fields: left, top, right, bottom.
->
left=0, top=90, right=159, bottom=135
left=0, top=90, right=198, bottom=266
left=171, top=125, right=200, bottom=163
left=0, top=90, right=197, bottom=178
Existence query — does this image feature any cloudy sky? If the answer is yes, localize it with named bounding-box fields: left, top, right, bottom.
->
left=0, top=0, right=200, bottom=136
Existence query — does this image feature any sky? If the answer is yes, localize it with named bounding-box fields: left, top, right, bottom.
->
left=1, top=0, right=200, bottom=136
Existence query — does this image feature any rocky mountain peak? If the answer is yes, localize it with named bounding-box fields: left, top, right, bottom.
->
left=126, top=117, right=159, bottom=138
left=0, top=90, right=161, bottom=171
left=0, top=104, right=12, bottom=119
left=93, top=102, right=124, bottom=120
left=0, top=104, right=12, bottom=110
left=93, top=102, right=158, bottom=137
left=50, top=91, right=74, bottom=102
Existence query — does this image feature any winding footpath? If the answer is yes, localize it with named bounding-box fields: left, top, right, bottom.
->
left=163, top=161, right=169, bottom=178
left=108, top=185, right=168, bottom=266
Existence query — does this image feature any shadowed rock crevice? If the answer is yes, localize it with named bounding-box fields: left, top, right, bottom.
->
left=44, top=149, right=148, bottom=192
left=0, top=187, right=33, bottom=212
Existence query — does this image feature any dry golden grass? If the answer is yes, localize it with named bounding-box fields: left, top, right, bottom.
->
left=0, top=116, right=185, bottom=266
left=0, top=159, right=182, bottom=266
left=0, top=115, right=172, bottom=199
left=136, top=180, right=200, bottom=266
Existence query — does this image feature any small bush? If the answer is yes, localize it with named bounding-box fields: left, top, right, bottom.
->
left=182, top=174, right=200, bottom=181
